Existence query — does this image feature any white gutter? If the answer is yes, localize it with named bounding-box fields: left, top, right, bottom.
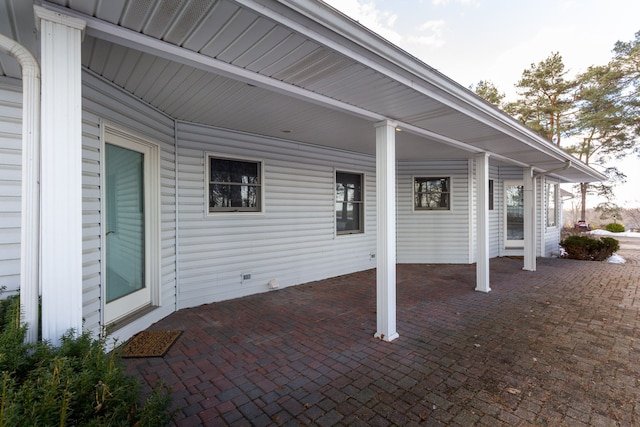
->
left=0, top=33, right=41, bottom=343
left=533, top=161, right=572, bottom=178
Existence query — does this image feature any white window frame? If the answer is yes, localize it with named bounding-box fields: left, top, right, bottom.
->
left=335, top=169, right=365, bottom=236
left=546, top=182, right=558, bottom=228
left=488, top=179, right=494, bottom=211
left=205, top=153, right=264, bottom=215
left=504, top=180, right=525, bottom=248
left=413, top=176, right=452, bottom=211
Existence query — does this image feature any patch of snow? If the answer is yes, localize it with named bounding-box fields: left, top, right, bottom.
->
left=607, top=254, right=626, bottom=264
left=590, top=230, right=640, bottom=238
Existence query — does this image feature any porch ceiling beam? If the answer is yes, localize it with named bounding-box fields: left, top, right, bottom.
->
left=247, top=0, right=591, bottom=170
left=39, top=2, right=384, bottom=123
left=39, top=2, right=604, bottom=183
left=41, top=2, right=510, bottom=161
left=399, top=122, right=540, bottom=170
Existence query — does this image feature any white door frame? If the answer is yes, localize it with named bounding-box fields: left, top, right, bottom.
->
left=101, top=124, right=161, bottom=325
left=504, top=180, right=525, bottom=250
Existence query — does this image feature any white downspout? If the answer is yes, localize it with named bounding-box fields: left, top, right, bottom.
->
left=0, top=34, right=41, bottom=343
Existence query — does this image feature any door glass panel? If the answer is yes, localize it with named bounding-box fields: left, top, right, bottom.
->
left=105, top=143, right=145, bottom=303
left=506, top=184, right=524, bottom=241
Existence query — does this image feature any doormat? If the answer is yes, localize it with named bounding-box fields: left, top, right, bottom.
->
left=120, top=330, right=182, bottom=358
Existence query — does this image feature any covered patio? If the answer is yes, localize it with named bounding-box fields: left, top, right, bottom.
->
left=125, top=255, right=640, bottom=426
left=1, top=0, right=605, bottom=348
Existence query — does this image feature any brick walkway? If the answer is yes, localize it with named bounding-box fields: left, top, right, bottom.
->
left=125, top=256, right=640, bottom=426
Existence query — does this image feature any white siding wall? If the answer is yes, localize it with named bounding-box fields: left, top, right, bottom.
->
left=0, top=79, right=22, bottom=295
left=176, top=122, right=377, bottom=309
left=397, top=160, right=471, bottom=264
left=468, top=159, right=476, bottom=262
left=489, top=164, right=501, bottom=258
left=81, top=72, right=177, bottom=339
left=3, top=69, right=568, bottom=342
left=537, top=176, right=543, bottom=257
left=542, top=177, right=562, bottom=257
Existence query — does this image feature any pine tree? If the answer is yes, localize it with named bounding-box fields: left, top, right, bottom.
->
left=569, top=63, right=635, bottom=219
left=505, top=52, right=576, bottom=146
left=471, top=80, right=505, bottom=107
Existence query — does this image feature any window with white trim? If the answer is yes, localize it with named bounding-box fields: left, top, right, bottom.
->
left=489, top=179, right=494, bottom=210
left=546, top=183, right=557, bottom=227
left=414, top=177, right=451, bottom=210
left=207, top=155, right=262, bottom=213
left=336, top=171, right=364, bottom=234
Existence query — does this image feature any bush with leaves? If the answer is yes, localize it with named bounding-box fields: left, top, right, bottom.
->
left=0, top=294, right=173, bottom=426
left=605, top=223, right=625, bottom=233
left=560, top=235, right=620, bottom=261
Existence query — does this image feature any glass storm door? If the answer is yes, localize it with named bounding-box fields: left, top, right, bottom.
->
left=505, top=182, right=525, bottom=248
left=104, top=136, right=151, bottom=322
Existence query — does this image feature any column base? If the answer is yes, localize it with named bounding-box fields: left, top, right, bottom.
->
left=374, top=331, right=399, bottom=342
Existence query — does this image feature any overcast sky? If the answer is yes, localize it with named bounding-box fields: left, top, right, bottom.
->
left=322, top=0, right=640, bottom=208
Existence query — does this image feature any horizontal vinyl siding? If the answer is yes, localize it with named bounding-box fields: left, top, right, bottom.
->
left=176, top=122, right=376, bottom=308
left=542, top=177, right=561, bottom=257
left=0, top=80, right=22, bottom=295
left=397, top=160, right=471, bottom=264
left=81, top=72, right=177, bottom=340
left=489, top=165, right=501, bottom=258
left=537, top=177, right=543, bottom=257
left=468, top=161, right=501, bottom=260
left=468, top=160, right=476, bottom=262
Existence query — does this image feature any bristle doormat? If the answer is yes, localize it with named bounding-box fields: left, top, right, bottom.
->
left=120, top=330, right=182, bottom=358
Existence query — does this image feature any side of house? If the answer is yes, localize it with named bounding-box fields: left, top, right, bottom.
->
left=0, top=81, right=22, bottom=297
left=0, top=0, right=602, bottom=345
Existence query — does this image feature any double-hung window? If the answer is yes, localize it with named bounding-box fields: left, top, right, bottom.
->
left=414, top=177, right=451, bottom=210
left=336, top=171, right=364, bottom=234
left=207, top=155, right=262, bottom=213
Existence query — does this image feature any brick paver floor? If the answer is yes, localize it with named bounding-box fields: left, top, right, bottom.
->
left=125, top=256, right=640, bottom=426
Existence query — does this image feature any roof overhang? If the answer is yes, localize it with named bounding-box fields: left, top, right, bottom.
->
left=0, top=0, right=606, bottom=183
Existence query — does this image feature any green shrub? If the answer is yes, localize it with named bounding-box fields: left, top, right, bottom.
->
left=0, top=294, right=173, bottom=426
left=560, top=235, right=620, bottom=261
left=605, top=222, right=625, bottom=233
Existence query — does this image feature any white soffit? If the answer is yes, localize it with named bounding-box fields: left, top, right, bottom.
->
left=5, top=0, right=605, bottom=182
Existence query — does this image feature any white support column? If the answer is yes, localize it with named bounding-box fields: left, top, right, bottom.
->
left=475, top=153, right=490, bottom=292
left=35, top=6, right=86, bottom=345
left=523, top=167, right=536, bottom=271
left=374, top=120, right=399, bottom=342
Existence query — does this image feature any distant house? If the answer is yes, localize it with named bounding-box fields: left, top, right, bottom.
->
left=0, top=0, right=604, bottom=345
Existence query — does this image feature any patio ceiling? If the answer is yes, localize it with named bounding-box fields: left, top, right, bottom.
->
left=0, top=0, right=604, bottom=182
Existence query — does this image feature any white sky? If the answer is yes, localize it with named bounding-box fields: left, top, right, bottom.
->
left=322, top=0, right=640, bottom=208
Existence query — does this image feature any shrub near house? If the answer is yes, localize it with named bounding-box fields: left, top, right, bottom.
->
left=560, top=235, right=620, bottom=261
left=605, top=223, right=625, bottom=233
left=0, top=294, right=173, bottom=426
